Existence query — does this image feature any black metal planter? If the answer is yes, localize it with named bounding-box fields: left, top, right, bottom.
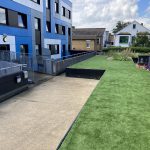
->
left=66, top=68, right=105, bottom=80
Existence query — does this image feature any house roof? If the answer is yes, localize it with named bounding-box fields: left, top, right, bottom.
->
left=118, top=32, right=131, bottom=35
left=116, top=20, right=150, bottom=35
left=72, top=28, right=106, bottom=40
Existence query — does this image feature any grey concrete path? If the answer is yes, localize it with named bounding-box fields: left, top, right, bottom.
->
left=0, top=75, right=98, bottom=150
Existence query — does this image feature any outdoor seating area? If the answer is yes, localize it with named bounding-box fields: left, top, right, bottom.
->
left=136, top=55, right=150, bottom=71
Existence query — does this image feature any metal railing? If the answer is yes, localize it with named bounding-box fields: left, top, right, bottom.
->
left=52, top=51, right=96, bottom=75
left=0, top=63, right=23, bottom=78
left=0, top=51, right=52, bottom=83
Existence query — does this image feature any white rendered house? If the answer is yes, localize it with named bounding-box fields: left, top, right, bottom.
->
left=114, top=21, right=150, bottom=47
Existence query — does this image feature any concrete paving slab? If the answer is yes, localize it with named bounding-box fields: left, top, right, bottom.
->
left=0, top=75, right=98, bottom=150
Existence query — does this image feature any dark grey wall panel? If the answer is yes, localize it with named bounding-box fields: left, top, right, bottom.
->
left=46, top=9, right=50, bottom=21
left=35, top=30, right=41, bottom=44
left=7, top=9, right=18, bottom=27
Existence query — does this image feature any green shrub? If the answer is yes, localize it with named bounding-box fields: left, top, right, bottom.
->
left=114, top=49, right=132, bottom=61
left=103, top=46, right=126, bottom=52
left=103, top=46, right=150, bottom=53
left=130, top=47, right=150, bottom=53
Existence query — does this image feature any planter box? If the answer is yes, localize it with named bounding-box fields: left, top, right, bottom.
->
left=132, top=58, right=138, bottom=64
left=138, top=56, right=150, bottom=65
left=66, top=68, right=105, bottom=80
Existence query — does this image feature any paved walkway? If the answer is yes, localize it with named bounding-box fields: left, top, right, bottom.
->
left=0, top=75, right=98, bottom=150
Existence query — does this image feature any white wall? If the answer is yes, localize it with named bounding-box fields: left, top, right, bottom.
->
left=44, top=39, right=61, bottom=59
left=0, top=35, right=16, bottom=52
left=13, top=0, right=43, bottom=12
left=114, top=35, right=132, bottom=47
left=0, top=35, right=16, bottom=59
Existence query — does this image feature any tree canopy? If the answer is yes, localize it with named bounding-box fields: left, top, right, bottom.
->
left=113, top=21, right=130, bottom=34
left=134, top=32, right=150, bottom=47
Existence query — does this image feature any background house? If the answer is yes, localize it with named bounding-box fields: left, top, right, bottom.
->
left=114, top=21, right=150, bottom=47
left=72, top=28, right=109, bottom=51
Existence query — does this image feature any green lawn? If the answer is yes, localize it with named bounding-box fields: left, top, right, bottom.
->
left=60, top=56, right=150, bottom=150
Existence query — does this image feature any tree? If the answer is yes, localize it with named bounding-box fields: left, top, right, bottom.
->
left=134, top=32, right=150, bottom=47
left=113, top=21, right=130, bottom=34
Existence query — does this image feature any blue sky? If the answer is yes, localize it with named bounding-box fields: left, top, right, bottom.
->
left=138, top=0, right=149, bottom=16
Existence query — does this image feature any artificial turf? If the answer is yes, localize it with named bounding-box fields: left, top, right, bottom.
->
left=59, top=56, right=150, bottom=150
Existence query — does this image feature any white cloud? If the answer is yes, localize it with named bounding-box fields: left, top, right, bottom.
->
left=72, top=0, right=150, bottom=31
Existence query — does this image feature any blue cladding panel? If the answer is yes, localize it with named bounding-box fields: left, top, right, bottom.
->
left=0, top=0, right=72, bottom=58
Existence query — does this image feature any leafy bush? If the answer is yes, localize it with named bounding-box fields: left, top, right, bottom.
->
left=103, top=46, right=150, bottom=53
left=108, top=49, right=138, bottom=61
left=114, top=49, right=132, bottom=61
left=130, top=47, right=150, bottom=53
left=103, top=46, right=126, bottom=52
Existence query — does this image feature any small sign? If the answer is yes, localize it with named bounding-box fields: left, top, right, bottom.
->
left=3, top=34, right=7, bottom=42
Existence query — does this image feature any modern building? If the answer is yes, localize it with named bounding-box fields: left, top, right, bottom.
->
left=114, top=21, right=150, bottom=47
left=72, top=28, right=109, bottom=51
left=0, top=0, right=72, bottom=60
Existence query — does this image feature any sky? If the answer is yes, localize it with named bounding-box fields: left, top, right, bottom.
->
left=72, top=0, right=150, bottom=32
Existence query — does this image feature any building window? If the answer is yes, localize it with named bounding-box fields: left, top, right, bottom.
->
left=20, top=45, right=28, bottom=55
left=0, top=44, right=10, bottom=51
left=34, top=18, right=40, bottom=30
left=119, top=36, right=129, bottom=44
left=68, top=10, right=71, bottom=19
left=18, top=13, right=27, bottom=28
left=68, top=28, right=71, bottom=36
left=62, top=26, right=65, bottom=35
left=0, top=7, right=7, bottom=24
left=97, top=38, right=100, bottom=44
left=62, top=7, right=65, bottom=16
left=55, top=0, right=59, bottom=13
left=55, top=24, right=59, bottom=34
left=48, top=44, right=59, bottom=55
left=31, top=0, right=40, bottom=4
left=35, top=44, right=41, bottom=55
left=68, top=44, right=71, bottom=50
left=133, top=24, right=136, bottom=29
left=46, top=0, right=50, bottom=9
left=86, top=40, right=91, bottom=48
left=46, top=21, right=51, bottom=32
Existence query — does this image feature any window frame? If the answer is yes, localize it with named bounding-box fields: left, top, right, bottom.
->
left=18, top=13, right=27, bottom=28
left=34, top=17, right=41, bottom=31
left=48, top=44, right=59, bottom=55
left=86, top=40, right=91, bottom=48
left=55, top=0, right=59, bottom=14
left=46, top=21, right=51, bottom=32
left=0, top=7, right=7, bottom=25
left=20, top=44, right=28, bottom=55
left=133, top=24, right=136, bottom=29
left=30, top=0, right=40, bottom=5
left=119, top=36, right=129, bottom=44
left=46, top=0, right=50, bottom=9
left=35, top=44, right=41, bottom=55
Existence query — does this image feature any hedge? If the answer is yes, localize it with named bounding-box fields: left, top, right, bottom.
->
left=130, top=47, right=150, bottom=53
left=103, top=47, right=126, bottom=52
left=103, top=46, right=150, bottom=53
